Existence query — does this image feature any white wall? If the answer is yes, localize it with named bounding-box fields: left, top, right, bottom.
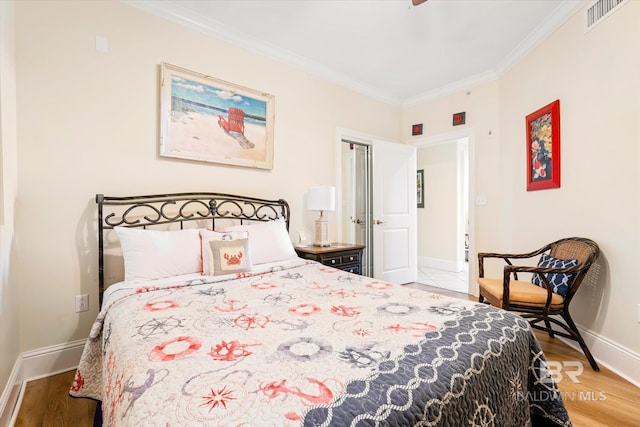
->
left=12, top=0, right=401, bottom=354
left=405, top=2, right=640, bottom=375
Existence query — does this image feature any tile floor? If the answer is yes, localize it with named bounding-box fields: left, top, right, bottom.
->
left=416, top=264, right=469, bottom=294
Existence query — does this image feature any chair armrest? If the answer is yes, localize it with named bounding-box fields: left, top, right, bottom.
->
left=502, top=264, right=579, bottom=308
left=478, top=246, right=548, bottom=279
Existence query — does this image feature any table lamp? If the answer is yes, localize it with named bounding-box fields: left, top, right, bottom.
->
left=304, top=185, right=335, bottom=247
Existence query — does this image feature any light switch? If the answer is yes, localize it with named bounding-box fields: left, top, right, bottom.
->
left=96, top=35, right=108, bottom=53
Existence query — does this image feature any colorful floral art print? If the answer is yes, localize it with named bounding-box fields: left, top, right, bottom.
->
left=526, top=100, right=560, bottom=191
left=159, top=63, right=275, bottom=169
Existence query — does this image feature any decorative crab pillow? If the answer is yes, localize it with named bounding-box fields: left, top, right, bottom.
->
left=200, top=229, right=250, bottom=275
left=531, top=253, right=578, bottom=297
left=207, top=238, right=251, bottom=276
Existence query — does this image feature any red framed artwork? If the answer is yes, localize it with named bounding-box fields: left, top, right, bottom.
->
left=526, top=100, right=560, bottom=191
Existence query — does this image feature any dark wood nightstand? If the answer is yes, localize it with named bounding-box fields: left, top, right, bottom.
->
left=295, top=243, right=365, bottom=275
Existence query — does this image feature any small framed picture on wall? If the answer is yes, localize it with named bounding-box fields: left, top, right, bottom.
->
left=417, top=169, right=424, bottom=208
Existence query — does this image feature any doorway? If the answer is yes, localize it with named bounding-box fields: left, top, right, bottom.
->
left=341, top=140, right=373, bottom=276
left=336, top=129, right=417, bottom=284
left=416, top=135, right=472, bottom=293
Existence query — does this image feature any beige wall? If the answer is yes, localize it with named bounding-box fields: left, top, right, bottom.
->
left=13, top=0, right=401, bottom=352
left=3, top=0, right=639, bottom=399
left=404, top=80, right=505, bottom=267
left=0, top=0, right=20, bottom=410
left=500, top=2, right=640, bottom=354
left=405, top=2, right=640, bottom=357
left=416, top=143, right=458, bottom=263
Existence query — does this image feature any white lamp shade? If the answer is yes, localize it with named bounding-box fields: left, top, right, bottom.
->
left=304, top=186, right=336, bottom=211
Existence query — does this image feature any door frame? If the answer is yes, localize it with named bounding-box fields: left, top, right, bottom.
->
left=411, top=128, right=477, bottom=296
left=335, top=128, right=377, bottom=252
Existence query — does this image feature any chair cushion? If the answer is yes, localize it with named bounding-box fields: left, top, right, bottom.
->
left=531, top=253, right=578, bottom=297
left=478, top=278, right=565, bottom=308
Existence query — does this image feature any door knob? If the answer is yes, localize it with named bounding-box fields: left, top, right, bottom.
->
left=374, top=220, right=385, bottom=225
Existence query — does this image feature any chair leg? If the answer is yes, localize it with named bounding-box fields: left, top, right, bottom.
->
left=562, top=311, right=600, bottom=372
left=478, top=293, right=484, bottom=303
left=544, top=319, right=555, bottom=338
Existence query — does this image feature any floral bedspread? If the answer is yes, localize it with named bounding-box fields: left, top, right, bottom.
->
left=70, top=259, right=570, bottom=426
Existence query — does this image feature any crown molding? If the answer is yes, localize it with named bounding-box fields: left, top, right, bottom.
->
left=122, top=0, right=584, bottom=107
left=495, top=0, right=585, bottom=75
left=121, top=0, right=403, bottom=105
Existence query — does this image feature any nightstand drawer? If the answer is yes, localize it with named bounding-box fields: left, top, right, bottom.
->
left=341, top=252, right=360, bottom=264
left=324, top=256, right=342, bottom=267
left=341, top=264, right=361, bottom=275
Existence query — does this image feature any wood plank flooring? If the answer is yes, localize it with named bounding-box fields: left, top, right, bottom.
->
left=13, top=369, right=96, bottom=427
left=13, top=282, right=640, bottom=426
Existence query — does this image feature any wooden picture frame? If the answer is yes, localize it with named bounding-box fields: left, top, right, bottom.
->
left=526, top=99, right=560, bottom=191
left=417, top=169, right=424, bottom=208
left=159, top=63, right=275, bottom=169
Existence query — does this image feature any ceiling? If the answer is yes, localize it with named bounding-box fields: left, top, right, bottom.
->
left=125, top=0, right=584, bottom=105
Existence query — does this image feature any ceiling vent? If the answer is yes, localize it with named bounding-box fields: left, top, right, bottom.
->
left=584, top=0, right=629, bottom=32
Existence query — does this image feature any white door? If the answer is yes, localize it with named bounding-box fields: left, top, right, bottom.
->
left=371, top=140, right=417, bottom=284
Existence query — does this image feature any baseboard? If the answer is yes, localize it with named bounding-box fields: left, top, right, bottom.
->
left=21, top=339, right=85, bottom=382
left=418, top=256, right=464, bottom=272
left=0, top=356, right=23, bottom=427
left=0, top=339, right=86, bottom=426
left=558, top=325, right=640, bottom=388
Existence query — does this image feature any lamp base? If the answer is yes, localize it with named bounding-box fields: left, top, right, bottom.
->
left=313, top=216, right=331, bottom=247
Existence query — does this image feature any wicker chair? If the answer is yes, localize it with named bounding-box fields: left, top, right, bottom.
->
left=477, top=237, right=601, bottom=371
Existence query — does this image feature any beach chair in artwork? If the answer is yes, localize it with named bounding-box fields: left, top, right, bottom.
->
left=217, top=108, right=254, bottom=149
left=218, top=108, right=245, bottom=135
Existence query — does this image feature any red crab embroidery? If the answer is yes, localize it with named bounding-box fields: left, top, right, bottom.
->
left=224, top=251, right=243, bottom=266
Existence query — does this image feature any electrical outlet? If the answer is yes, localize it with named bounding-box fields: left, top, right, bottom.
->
left=637, top=304, right=640, bottom=323
left=75, top=294, right=89, bottom=312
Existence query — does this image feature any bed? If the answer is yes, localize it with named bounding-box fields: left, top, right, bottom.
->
left=70, top=192, right=571, bottom=426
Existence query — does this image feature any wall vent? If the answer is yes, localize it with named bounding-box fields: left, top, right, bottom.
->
left=584, top=0, right=629, bottom=32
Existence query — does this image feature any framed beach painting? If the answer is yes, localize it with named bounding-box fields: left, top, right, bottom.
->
left=159, top=63, right=275, bottom=169
left=526, top=99, right=560, bottom=191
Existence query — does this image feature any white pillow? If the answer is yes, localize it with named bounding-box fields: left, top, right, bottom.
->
left=222, top=219, right=296, bottom=265
left=114, top=227, right=202, bottom=282
left=199, top=229, right=249, bottom=275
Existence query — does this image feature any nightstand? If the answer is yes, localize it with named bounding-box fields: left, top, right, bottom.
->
left=295, top=243, right=365, bottom=275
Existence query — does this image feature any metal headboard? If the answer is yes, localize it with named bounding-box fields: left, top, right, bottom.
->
left=96, top=192, right=290, bottom=303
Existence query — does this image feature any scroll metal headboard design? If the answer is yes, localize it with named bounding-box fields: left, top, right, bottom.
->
left=96, top=192, right=290, bottom=302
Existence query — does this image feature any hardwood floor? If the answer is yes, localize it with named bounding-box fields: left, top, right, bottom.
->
left=14, top=370, right=96, bottom=427
left=13, top=283, right=640, bottom=426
